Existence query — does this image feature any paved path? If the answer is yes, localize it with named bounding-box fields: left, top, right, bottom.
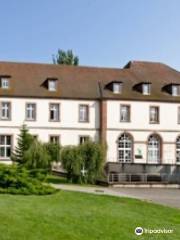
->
left=52, top=184, right=180, bottom=209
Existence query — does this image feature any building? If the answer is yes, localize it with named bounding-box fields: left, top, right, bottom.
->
left=0, top=60, right=180, bottom=183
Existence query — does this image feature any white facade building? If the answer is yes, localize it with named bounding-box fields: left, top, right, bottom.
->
left=0, top=60, right=180, bottom=182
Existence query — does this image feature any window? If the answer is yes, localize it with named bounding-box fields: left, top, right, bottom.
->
left=172, top=85, right=180, bottom=96
left=149, top=106, right=159, bottom=124
left=0, top=135, right=11, bottom=159
left=178, top=107, right=180, bottom=124
left=79, top=105, right=89, bottom=122
left=120, top=105, right=130, bottom=122
left=26, top=103, right=36, bottom=121
left=117, top=133, right=133, bottom=163
left=113, top=83, right=122, bottom=94
left=0, top=102, right=11, bottom=120
left=48, top=80, right=57, bottom=91
left=79, top=136, right=90, bottom=145
left=147, top=135, right=161, bottom=163
left=176, top=137, right=180, bottom=163
left=142, top=83, right=151, bottom=95
left=1, top=78, right=9, bottom=89
left=49, top=104, right=60, bottom=121
left=50, top=136, right=60, bottom=144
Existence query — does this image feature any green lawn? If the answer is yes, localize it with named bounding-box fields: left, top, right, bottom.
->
left=0, top=191, right=179, bottom=240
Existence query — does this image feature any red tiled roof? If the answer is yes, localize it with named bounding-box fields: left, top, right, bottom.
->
left=0, top=60, right=179, bottom=102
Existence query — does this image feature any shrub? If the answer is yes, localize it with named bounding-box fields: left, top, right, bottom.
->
left=45, top=142, right=61, bottom=163
left=0, top=164, right=57, bottom=195
left=61, top=141, right=106, bottom=184
left=79, top=141, right=105, bottom=184
left=24, top=140, right=52, bottom=170
left=61, top=146, right=83, bottom=183
left=12, top=124, right=34, bottom=165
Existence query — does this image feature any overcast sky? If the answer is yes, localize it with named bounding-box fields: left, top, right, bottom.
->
left=1, top=0, right=180, bottom=69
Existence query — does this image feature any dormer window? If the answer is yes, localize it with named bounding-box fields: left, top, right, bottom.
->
left=48, top=80, right=57, bottom=91
left=113, top=83, right=122, bottom=94
left=1, top=78, right=9, bottom=89
left=142, top=83, right=151, bottom=95
left=172, top=85, right=180, bottom=96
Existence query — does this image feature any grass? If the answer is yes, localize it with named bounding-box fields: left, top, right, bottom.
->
left=45, top=174, right=68, bottom=184
left=45, top=174, right=98, bottom=186
left=0, top=191, right=179, bottom=240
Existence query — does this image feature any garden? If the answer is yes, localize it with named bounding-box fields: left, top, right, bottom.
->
left=0, top=125, right=179, bottom=240
left=0, top=124, right=106, bottom=195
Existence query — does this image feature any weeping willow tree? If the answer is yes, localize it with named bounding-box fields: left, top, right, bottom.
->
left=61, top=146, right=83, bottom=183
left=61, top=141, right=106, bottom=184
left=24, top=140, right=51, bottom=169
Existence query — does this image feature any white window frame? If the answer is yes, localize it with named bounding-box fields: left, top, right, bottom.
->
left=26, top=103, right=36, bottom=121
left=49, top=135, right=60, bottom=144
left=117, top=133, right=133, bottom=163
left=142, top=83, right=151, bottom=95
left=172, top=85, right=180, bottom=96
left=147, top=135, right=161, bottom=163
left=49, top=103, right=60, bottom=121
left=48, top=80, right=57, bottom=91
left=1, top=78, right=9, bottom=89
left=178, top=107, right=180, bottom=124
left=79, top=136, right=90, bottom=145
left=0, top=135, right=11, bottom=159
left=1, top=102, right=11, bottom=120
left=149, top=106, right=159, bottom=124
left=176, top=137, right=180, bottom=163
left=120, top=105, right=130, bottom=122
left=79, top=105, right=89, bottom=122
left=113, top=83, right=122, bottom=94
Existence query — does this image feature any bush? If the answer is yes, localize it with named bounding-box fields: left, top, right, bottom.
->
left=24, top=140, right=52, bottom=170
left=12, top=124, right=34, bottom=165
left=61, top=146, right=83, bottom=183
left=61, top=141, right=106, bottom=184
left=79, top=141, right=105, bottom=184
left=0, top=164, right=57, bottom=195
left=29, top=169, right=48, bottom=181
left=45, top=142, right=61, bottom=163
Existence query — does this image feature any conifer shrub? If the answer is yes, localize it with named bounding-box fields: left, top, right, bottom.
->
left=0, top=164, right=57, bottom=195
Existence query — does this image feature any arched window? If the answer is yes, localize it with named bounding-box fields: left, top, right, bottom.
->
left=147, top=135, right=161, bottom=163
left=117, top=133, right=133, bottom=163
left=176, top=136, right=180, bottom=163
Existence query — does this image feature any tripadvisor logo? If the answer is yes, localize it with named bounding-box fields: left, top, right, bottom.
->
left=135, top=227, right=174, bottom=235
left=135, top=227, right=143, bottom=235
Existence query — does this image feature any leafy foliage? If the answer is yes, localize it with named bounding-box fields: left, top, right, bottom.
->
left=45, top=142, right=61, bottom=163
left=53, top=49, right=79, bottom=65
left=24, top=140, right=52, bottom=170
left=12, top=124, right=34, bottom=164
left=61, top=145, right=83, bottom=183
left=79, top=141, right=105, bottom=183
left=0, top=164, right=57, bottom=195
left=61, top=141, right=106, bottom=183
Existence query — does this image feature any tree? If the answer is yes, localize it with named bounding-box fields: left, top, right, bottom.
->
left=12, top=124, right=34, bottom=165
left=61, top=146, right=83, bottom=183
left=44, top=142, right=61, bottom=163
left=52, top=49, right=79, bottom=66
left=24, top=140, right=52, bottom=170
left=79, top=141, right=105, bottom=183
left=60, top=141, right=106, bottom=184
